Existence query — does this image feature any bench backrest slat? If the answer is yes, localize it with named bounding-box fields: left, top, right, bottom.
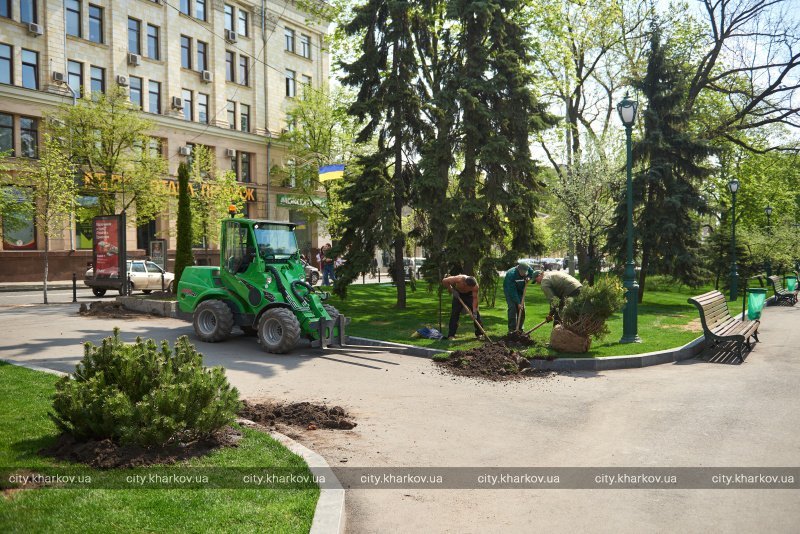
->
left=688, top=290, right=733, bottom=335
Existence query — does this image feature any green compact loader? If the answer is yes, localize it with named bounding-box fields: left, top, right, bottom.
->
left=177, top=217, right=347, bottom=353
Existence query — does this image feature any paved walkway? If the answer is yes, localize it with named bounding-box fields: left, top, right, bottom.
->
left=0, top=302, right=797, bottom=533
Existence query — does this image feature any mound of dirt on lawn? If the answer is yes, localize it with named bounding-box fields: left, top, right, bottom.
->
left=239, top=400, right=357, bottom=430
left=436, top=342, right=556, bottom=381
left=78, top=301, right=144, bottom=318
left=497, top=330, right=543, bottom=348
left=40, top=427, right=242, bottom=469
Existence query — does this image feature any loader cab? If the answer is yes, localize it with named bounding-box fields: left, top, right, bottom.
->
left=221, top=219, right=299, bottom=275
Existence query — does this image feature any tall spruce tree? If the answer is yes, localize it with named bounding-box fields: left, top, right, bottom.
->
left=337, top=0, right=427, bottom=307
left=608, top=28, right=713, bottom=301
left=447, top=0, right=556, bottom=275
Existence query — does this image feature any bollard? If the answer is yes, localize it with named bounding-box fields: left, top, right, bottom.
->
left=127, top=274, right=132, bottom=296
left=72, top=273, right=77, bottom=303
left=161, top=271, right=165, bottom=291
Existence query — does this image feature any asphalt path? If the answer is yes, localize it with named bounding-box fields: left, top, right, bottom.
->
left=0, top=302, right=798, bottom=533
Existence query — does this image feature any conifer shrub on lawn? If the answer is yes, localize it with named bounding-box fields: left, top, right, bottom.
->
left=50, top=328, right=241, bottom=448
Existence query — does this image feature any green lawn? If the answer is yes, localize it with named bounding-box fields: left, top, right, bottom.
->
left=326, top=277, right=750, bottom=358
left=0, top=362, right=319, bottom=534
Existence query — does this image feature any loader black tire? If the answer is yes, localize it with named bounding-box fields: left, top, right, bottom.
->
left=258, top=308, right=301, bottom=354
left=323, top=304, right=341, bottom=324
left=193, top=300, right=234, bottom=343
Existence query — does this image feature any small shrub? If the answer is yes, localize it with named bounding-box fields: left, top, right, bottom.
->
left=560, top=277, right=626, bottom=339
left=50, top=328, right=240, bottom=447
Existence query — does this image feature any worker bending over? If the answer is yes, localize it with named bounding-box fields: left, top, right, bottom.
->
left=534, top=270, right=582, bottom=323
left=442, top=274, right=483, bottom=340
left=503, top=262, right=537, bottom=332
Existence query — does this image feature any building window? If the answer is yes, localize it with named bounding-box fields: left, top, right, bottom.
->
left=65, top=0, right=82, bottom=36
left=180, top=0, right=190, bottom=15
left=2, top=188, right=35, bottom=249
left=301, top=75, right=312, bottom=99
left=240, top=104, right=250, bottom=132
left=285, top=28, right=295, bottom=52
left=20, top=117, right=37, bottom=158
left=225, top=51, right=234, bottom=82
left=182, top=89, right=193, bottom=121
left=238, top=56, right=249, bottom=86
left=148, top=80, right=161, bottom=114
left=227, top=100, right=235, bottom=129
left=0, top=113, right=13, bottom=153
left=0, top=1, right=9, bottom=19
left=300, top=34, right=311, bottom=59
left=238, top=10, right=248, bottom=37
left=67, top=60, right=82, bottom=97
left=0, top=44, right=11, bottom=85
left=195, top=0, right=206, bottom=21
left=90, top=66, right=104, bottom=96
left=20, top=0, right=36, bottom=24
left=147, top=24, right=159, bottom=60
left=129, top=76, right=142, bottom=108
left=197, top=40, right=208, bottom=71
left=21, top=49, right=38, bottom=90
left=224, top=4, right=233, bottom=31
left=240, top=152, right=251, bottom=183
left=128, top=18, right=141, bottom=55
left=180, top=35, right=191, bottom=69
left=230, top=151, right=238, bottom=177
left=285, top=69, right=296, bottom=98
left=197, top=93, right=208, bottom=124
left=148, top=138, right=162, bottom=158
left=88, top=5, right=103, bottom=44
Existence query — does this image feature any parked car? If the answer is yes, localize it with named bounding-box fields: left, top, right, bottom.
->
left=302, top=259, right=320, bottom=285
left=85, top=260, right=175, bottom=296
left=413, top=257, right=426, bottom=279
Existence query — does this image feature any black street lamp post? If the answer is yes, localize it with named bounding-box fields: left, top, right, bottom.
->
left=729, top=179, right=740, bottom=301
left=617, top=93, right=640, bottom=343
left=765, top=204, right=773, bottom=276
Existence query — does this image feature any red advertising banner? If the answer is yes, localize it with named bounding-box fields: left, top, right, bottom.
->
left=92, top=216, right=123, bottom=279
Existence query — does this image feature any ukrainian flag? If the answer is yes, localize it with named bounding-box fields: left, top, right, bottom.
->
left=319, top=164, right=345, bottom=182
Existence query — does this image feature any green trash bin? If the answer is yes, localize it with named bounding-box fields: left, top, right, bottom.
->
left=747, top=288, right=767, bottom=320
left=786, top=276, right=797, bottom=292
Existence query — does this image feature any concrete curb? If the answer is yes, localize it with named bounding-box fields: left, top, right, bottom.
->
left=0, top=284, right=74, bottom=292
left=347, top=336, right=445, bottom=358
left=346, top=335, right=708, bottom=370
left=268, top=430, right=346, bottom=534
left=0, top=359, right=68, bottom=376
left=0, top=359, right=344, bottom=534
left=116, top=296, right=177, bottom=318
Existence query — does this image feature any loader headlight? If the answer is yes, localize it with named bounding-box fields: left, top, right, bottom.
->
left=265, top=276, right=273, bottom=285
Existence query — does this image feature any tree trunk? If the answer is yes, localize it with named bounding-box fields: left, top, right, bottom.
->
left=392, top=42, right=406, bottom=309
left=43, top=234, right=49, bottom=304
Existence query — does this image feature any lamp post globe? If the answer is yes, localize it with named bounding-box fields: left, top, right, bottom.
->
left=618, top=92, right=641, bottom=343
left=728, top=179, right=740, bottom=301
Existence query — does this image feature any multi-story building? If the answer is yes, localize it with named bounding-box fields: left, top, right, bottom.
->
left=0, top=0, right=330, bottom=281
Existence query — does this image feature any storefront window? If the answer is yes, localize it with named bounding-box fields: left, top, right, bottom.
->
left=2, top=187, right=35, bottom=249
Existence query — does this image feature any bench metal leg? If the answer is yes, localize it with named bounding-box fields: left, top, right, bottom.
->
left=738, top=342, right=745, bottom=362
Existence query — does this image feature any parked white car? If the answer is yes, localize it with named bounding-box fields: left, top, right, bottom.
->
left=85, top=260, right=175, bottom=296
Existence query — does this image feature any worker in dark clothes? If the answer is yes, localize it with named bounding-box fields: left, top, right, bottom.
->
left=534, top=270, right=582, bottom=324
left=442, top=274, right=483, bottom=340
left=503, top=262, right=538, bottom=332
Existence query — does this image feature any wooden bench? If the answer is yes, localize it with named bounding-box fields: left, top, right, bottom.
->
left=688, top=290, right=760, bottom=362
left=767, top=275, right=798, bottom=305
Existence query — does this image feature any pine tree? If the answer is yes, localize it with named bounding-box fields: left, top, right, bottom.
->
left=174, top=162, right=194, bottom=288
left=447, top=0, right=556, bottom=275
left=608, top=28, right=714, bottom=301
left=337, top=0, right=427, bottom=307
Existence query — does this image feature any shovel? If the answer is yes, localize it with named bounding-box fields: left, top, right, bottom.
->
left=524, top=319, right=549, bottom=336
left=453, top=289, right=493, bottom=343
left=515, top=279, right=529, bottom=331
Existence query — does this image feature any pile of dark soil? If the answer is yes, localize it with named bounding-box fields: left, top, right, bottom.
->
left=436, top=342, right=555, bottom=380
left=239, top=400, right=357, bottom=430
left=39, top=427, right=242, bottom=469
left=78, top=301, right=144, bottom=318
left=497, top=330, right=541, bottom=348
